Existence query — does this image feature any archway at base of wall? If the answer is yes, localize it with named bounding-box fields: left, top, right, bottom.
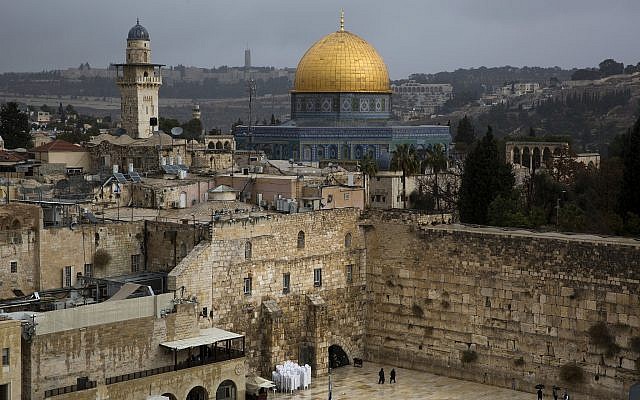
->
left=329, top=344, right=350, bottom=369
left=630, top=382, right=640, bottom=400
left=161, top=393, right=177, bottom=400
left=186, top=386, right=209, bottom=400
left=216, top=379, right=237, bottom=400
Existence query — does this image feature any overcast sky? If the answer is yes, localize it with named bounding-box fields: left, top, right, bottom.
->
left=2, top=0, right=640, bottom=79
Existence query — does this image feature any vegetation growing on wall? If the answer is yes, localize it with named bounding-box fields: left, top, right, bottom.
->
left=559, top=363, right=584, bottom=384
left=93, top=249, right=111, bottom=269
left=461, top=349, right=478, bottom=364
left=587, top=322, right=621, bottom=357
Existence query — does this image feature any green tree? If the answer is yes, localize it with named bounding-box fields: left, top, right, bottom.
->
left=424, top=144, right=448, bottom=210
left=359, top=155, right=378, bottom=208
left=0, top=102, right=31, bottom=149
left=391, top=144, right=420, bottom=209
left=459, top=126, right=515, bottom=224
left=159, top=117, right=180, bottom=134
left=454, top=115, right=475, bottom=148
left=40, top=104, right=51, bottom=113
left=181, top=118, right=203, bottom=141
left=619, top=115, right=640, bottom=232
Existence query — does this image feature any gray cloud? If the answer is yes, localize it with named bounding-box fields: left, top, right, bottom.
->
left=1, top=0, right=639, bottom=78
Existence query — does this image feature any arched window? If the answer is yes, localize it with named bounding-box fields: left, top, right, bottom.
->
left=297, top=231, right=305, bottom=249
left=245, top=241, right=252, bottom=260
left=208, top=142, right=215, bottom=150
left=344, top=233, right=352, bottom=248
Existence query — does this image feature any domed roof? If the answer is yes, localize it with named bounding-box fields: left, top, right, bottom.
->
left=293, top=21, right=390, bottom=93
left=127, top=19, right=149, bottom=41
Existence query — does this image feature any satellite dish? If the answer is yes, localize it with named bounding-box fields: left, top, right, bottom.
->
left=171, top=127, right=183, bottom=136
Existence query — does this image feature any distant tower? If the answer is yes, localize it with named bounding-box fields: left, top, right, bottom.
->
left=192, top=104, right=201, bottom=120
left=114, top=19, right=164, bottom=139
left=244, top=47, right=252, bottom=71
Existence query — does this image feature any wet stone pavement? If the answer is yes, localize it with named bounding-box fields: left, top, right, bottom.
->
left=272, top=362, right=535, bottom=400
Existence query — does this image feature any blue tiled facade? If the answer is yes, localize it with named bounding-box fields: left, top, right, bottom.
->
left=234, top=124, right=452, bottom=165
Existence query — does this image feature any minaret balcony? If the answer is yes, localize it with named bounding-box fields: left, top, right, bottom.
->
left=116, top=76, right=162, bottom=85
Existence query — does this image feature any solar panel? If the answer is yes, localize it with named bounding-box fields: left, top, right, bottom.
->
left=177, top=164, right=189, bottom=171
left=129, top=171, right=142, bottom=183
left=114, top=172, right=127, bottom=183
left=162, top=165, right=179, bottom=174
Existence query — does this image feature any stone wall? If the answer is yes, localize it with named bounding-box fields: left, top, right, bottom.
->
left=145, top=220, right=209, bottom=273
left=364, top=221, right=640, bottom=400
left=0, top=204, right=41, bottom=298
left=38, top=221, right=145, bottom=289
left=169, top=209, right=367, bottom=377
left=0, top=319, right=21, bottom=400
left=22, top=300, right=199, bottom=400
left=45, top=358, right=245, bottom=400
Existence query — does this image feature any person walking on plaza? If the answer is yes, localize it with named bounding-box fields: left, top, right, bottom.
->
left=552, top=386, right=558, bottom=400
left=390, top=368, right=396, bottom=383
left=378, top=368, right=385, bottom=384
left=563, top=389, right=569, bottom=400
left=537, top=387, right=543, bottom=400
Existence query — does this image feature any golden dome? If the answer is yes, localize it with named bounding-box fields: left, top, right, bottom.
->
left=293, top=28, right=391, bottom=93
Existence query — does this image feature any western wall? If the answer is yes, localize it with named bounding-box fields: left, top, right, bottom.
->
left=168, top=208, right=639, bottom=398
left=362, top=211, right=640, bottom=400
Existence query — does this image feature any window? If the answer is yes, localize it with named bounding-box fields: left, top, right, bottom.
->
left=283, top=273, right=290, bottom=294
left=63, top=266, right=72, bottom=288
left=344, top=233, right=352, bottom=248
left=346, top=264, right=353, bottom=283
left=327, top=194, right=333, bottom=203
left=344, top=192, right=350, bottom=200
left=297, top=231, right=305, bottom=249
left=0, top=383, right=9, bottom=400
left=131, top=254, right=141, bottom=272
left=243, top=278, right=252, bottom=295
left=1, top=348, right=8, bottom=366
left=10, top=261, right=17, bottom=273
left=83, top=263, right=92, bottom=278
left=313, top=268, right=322, bottom=287
left=245, top=241, right=252, bottom=260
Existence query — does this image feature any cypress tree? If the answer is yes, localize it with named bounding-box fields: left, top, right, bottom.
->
left=620, top=116, right=640, bottom=226
left=458, top=126, right=515, bottom=224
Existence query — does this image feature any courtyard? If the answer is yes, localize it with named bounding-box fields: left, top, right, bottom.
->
left=273, top=362, right=535, bottom=400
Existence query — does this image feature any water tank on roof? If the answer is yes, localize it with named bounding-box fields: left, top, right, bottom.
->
left=112, top=165, right=119, bottom=174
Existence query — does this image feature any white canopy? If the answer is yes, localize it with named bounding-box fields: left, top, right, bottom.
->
left=246, top=375, right=276, bottom=395
left=160, top=327, right=243, bottom=350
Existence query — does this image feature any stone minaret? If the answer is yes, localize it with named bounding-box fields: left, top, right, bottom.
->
left=115, top=19, right=163, bottom=139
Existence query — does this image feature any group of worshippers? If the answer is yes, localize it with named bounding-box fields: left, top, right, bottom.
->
left=377, top=367, right=396, bottom=384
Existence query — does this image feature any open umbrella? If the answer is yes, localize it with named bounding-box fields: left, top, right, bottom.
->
left=535, top=384, right=545, bottom=390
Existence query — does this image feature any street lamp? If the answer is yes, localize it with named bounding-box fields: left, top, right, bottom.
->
left=556, top=190, right=567, bottom=231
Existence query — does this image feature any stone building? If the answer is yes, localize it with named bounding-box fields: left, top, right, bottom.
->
left=113, top=19, right=163, bottom=139
left=168, top=209, right=368, bottom=378
left=7, top=294, right=245, bottom=400
left=0, top=319, right=21, bottom=400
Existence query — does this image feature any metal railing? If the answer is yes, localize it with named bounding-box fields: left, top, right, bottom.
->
left=44, top=380, right=97, bottom=398
left=104, top=349, right=244, bottom=385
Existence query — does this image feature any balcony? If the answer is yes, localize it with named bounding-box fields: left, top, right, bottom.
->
left=116, top=76, right=162, bottom=85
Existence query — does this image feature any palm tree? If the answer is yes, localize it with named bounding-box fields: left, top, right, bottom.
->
left=425, top=144, right=448, bottom=210
left=391, top=144, right=419, bottom=209
left=359, top=155, right=378, bottom=208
